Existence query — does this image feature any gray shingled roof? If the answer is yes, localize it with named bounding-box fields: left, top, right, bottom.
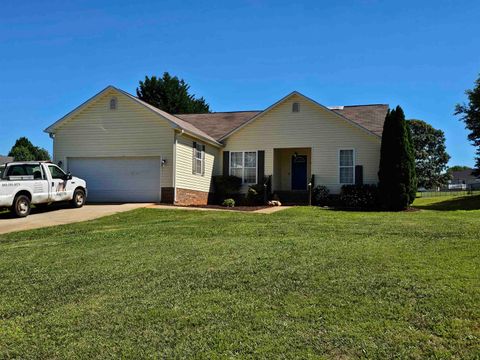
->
left=176, top=111, right=261, bottom=141
left=0, top=156, right=14, bottom=165
left=177, top=104, right=388, bottom=141
left=331, top=104, right=388, bottom=137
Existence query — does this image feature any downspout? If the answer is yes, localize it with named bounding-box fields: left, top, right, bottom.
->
left=173, top=130, right=184, bottom=203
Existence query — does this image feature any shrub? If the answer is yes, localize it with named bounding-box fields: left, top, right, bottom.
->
left=312, top=185, right=330, bottom=206
left=246, top=184, right=265, bottom=205
left=245, top=176, right=272, bottom=205
left=340, top=184, right=379, bottom=210
left=222, top=198, right=235, bottom=207
left=212, top=175, right=242, bottom=203
left=246, top=187, right=259, bottom=204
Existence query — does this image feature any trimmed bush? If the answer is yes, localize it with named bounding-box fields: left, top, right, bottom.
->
left=222, top=198, right=235, bottom=207
left=246, top=176, right=272, bottom=205
left=246, top=184, right=263, bottom=205
left=312, top=185, right=330, bottom=206
left=212, top=175, right=242, bottom=204
left=340, top=184, right=379, bottom=210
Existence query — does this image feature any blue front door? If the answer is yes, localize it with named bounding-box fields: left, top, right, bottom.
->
left=291, top=155, right=307, bottom=190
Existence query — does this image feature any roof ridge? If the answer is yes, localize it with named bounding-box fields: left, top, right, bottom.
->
left=338, top=104, right=389, bottom=108
left=176, top=110, right=262, bottom=115
left=178, top=105, right=388, bottom=116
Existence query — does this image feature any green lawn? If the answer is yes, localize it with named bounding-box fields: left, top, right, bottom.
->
left=413, top=194, right=480, bottom=211
left=0, top=200, right=479, bottom=359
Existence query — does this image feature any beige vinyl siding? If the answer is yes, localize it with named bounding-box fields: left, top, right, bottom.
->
left=53, top=89, right=174, bottom=188
left=223, top=94, right=381, bottom=193
left=175, top=133, right=219, bottom=193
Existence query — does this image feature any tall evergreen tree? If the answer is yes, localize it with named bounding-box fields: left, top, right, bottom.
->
left=378, top=106, right=417, bottom=211
left=136, top=73, right=210, bottom=114
left=455, top=73, right=480, bottom=176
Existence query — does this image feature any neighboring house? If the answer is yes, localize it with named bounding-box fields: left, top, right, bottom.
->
left=44, top=86, right=387, bottom=205
left=449, top=168, right=480, bottom=190
left=0, top=156, right=14, bottom=165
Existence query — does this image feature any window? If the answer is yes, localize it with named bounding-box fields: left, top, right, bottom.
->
left=193, top=142, right=204, bottom=175
left=230, top=151, right=257, bottom=184
left=0, top=165, right=4, bottom=179
left=7, top=165, right=26, bottom=177
left=48, top=165, right=66, bottom=179
left=339, top=149, right=354, bottom=184
left=292, top=102, right=300, bottom=112
left=110, top=97, right=117, bottom=110
left=5, top=164, right=44, bottom=180
left=25, top=165, right=44, bottom=179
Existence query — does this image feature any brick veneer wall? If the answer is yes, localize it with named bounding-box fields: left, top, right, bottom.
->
left=175, top=188, right=209, bottom=206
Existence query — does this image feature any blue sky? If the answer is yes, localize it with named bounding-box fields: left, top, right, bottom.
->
left=1, top=0, right=479, bottom=166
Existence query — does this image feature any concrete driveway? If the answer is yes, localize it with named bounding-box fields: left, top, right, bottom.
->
left=0, top=203, right=151, bottom=235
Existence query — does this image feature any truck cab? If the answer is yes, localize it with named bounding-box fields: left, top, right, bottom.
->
left=0, top=161, right=87, bottom=217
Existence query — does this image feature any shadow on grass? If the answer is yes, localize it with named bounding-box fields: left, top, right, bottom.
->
left=414, top=195, right=480, bottom=211
left=0, top=203, right=71, bottom=220
left=0, top=202, right=133, bottom=220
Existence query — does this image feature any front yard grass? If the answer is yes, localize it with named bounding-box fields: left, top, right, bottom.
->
left=0, top=204, right=479, bottom=358
left=413, top=194, right=480, bottom=210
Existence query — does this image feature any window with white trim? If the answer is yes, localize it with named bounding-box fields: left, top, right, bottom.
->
left=193, top=142, right=204, bottom=175
left=339, top=149, right=354, bottom=184
left=230, top=151, right=257, bottom=184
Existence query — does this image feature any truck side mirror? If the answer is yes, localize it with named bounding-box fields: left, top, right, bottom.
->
left=65, top=172, right=73, bottom=181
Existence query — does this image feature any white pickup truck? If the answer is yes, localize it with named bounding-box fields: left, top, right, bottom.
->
left=0, top=161, right=87, bottom=217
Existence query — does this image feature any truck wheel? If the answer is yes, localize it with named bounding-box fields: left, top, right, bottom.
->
left=71, top=189, right=86, bottom=208
left=12, top=195, right=31, bottom=218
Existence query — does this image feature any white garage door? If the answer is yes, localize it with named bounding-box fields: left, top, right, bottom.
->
left=68, top=157, right=161, bottom=203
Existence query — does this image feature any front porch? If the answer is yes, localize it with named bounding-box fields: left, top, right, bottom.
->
left=272, top=147, right=313, bottom=204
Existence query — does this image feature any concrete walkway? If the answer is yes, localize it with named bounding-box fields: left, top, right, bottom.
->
left=147, top=204, right=291, bottom=214
left=0, top=203, right=291, bottom=235
left=0, top=203, right=151, bottom=235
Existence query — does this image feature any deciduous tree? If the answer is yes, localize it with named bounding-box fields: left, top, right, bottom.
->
left=455, top=74, right=480, bottom=176
left=407, top=119, right=450, bottom=189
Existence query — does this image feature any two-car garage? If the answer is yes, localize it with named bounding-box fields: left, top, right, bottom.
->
left=67, top=157, right=161, bottom=203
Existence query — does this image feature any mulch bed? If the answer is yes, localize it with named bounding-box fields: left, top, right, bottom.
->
left=181, top=205, right=270, bottom=212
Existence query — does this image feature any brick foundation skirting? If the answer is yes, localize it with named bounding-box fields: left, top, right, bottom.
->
left=175, top=188, right=210, bottom=206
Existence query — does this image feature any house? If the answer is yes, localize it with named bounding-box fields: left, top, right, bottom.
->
left=44, top=86, right=387, bottom=205
left=0, top=156, right=14, bottom=165
left=449, top=168, right=480, bottom=190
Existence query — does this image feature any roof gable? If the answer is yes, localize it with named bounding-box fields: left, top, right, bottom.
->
left=44, top=86, right=222, bottom=147
left=218, top=91, right=385, bottom=141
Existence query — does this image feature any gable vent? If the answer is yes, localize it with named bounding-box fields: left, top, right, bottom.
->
left=292, top=102, right=300, bottom=112
left=110, top=97, right=117, bottom=110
